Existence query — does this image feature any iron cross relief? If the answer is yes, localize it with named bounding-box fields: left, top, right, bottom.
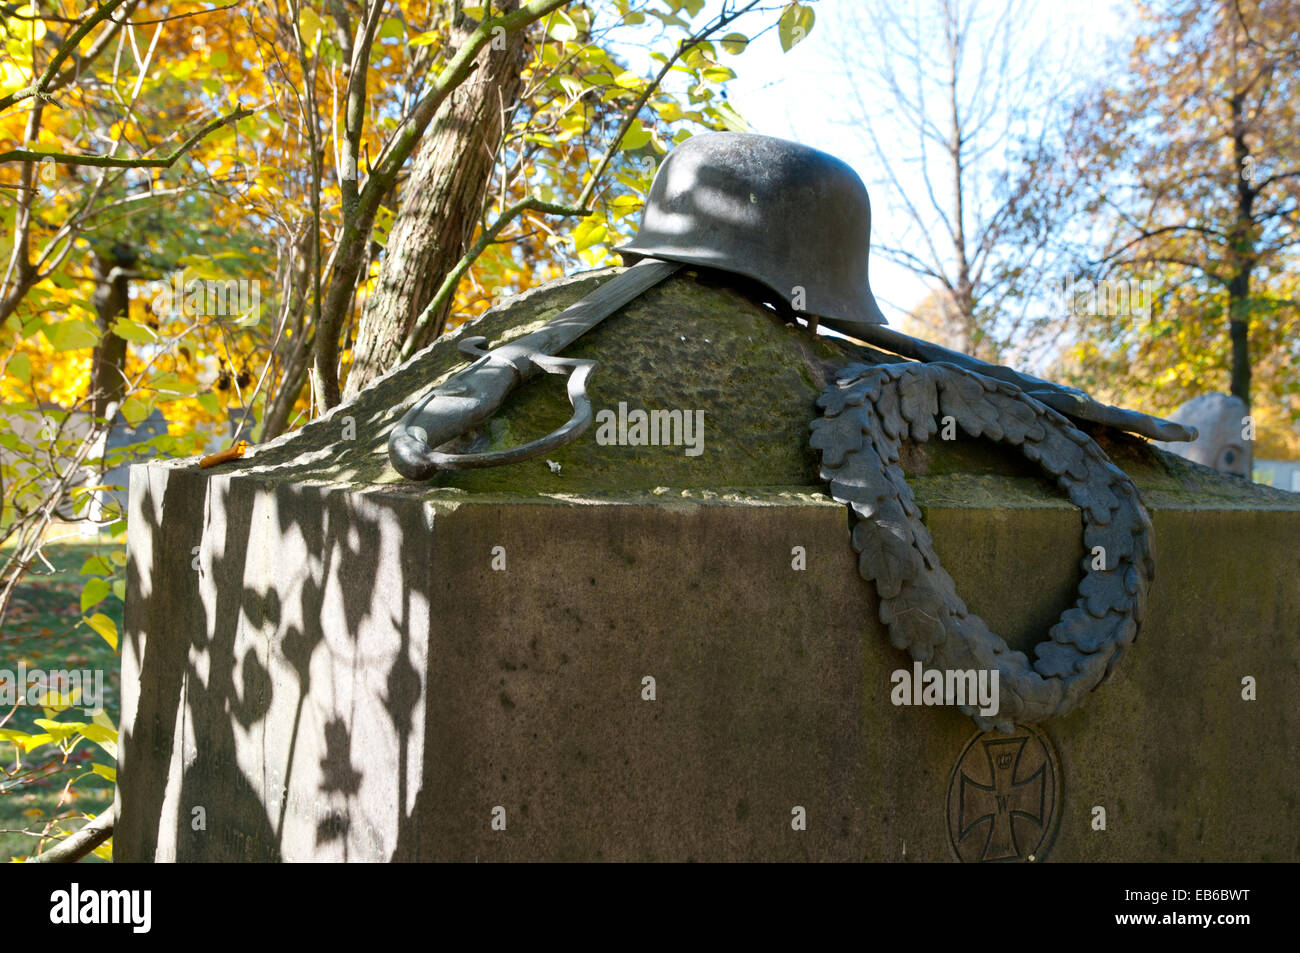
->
left=956, top=736, right=1047, bottom=862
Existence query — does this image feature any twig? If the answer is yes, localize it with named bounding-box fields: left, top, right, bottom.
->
left=26, top=806, right=116, bottom=863
left=0, top=0, right=129, bottom=112
left=0, top=108, right=256, bottom=168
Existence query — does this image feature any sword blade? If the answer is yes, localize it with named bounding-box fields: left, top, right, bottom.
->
left=823, top=318, right=1197, bottom=444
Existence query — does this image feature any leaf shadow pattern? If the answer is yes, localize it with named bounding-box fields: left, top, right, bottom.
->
left=116, top=457, right=437, bottom=861
left=112, top=276, right=626, bottom=861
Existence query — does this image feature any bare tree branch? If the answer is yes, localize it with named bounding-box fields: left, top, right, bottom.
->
left=0, top=108, right=256, bottom=168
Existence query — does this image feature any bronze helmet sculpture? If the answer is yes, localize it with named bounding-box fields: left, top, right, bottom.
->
left=617, top=131, right=888, bottom=327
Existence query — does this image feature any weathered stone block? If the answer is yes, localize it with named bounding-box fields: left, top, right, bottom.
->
left=115, top=273, right=1300, bottom=861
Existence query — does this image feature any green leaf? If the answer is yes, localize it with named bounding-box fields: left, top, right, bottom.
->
left=649, top=9, right=689, bottom=29
left=91, top=763, right=117, bottom=783
left=149, top=373, right=196, bottom=398
left=720, top=32, right=749, bottom=54
left=555, top=75, right=583, bottom=99
left=13, top=141, right=62, bottom=156
left=80, top=577, right=111, bottom=613
left=34, top=718, right=85, bottom=743
left=298, top=6, right=323, bottom=47
left=44, top=319, right=101, bottom=352
left=547, top=9, right=577, bottom=42
left=79, top=555, right=114, bottom=576
left=0, top=61, right=30, bottom=95
left=0, top=729, right=51, bottom=752
left=81, top=724, right=118, bottom=759
left=409, top=30, right=439, bottom=47
left=654, top=100, right=685, bottom=122
left=197, top=391, right=221, bottom=414
left=120, top=394, right=150, bottom=427
left=111, top=579, right=126, bottom=603
left=710, top=101, right=750, bottom=133
left=378, top=17, right=404, bottom=40
left=6, top=352, right=30, bottom=383
left=619, top=118, right=652, bottom=150
left=612, top=69, right=645, bottom=91
left=608, top=195, right=643, bottom=221
left=779, top=2, right=815, bottom=52
left=111, top=318, right=158, bottom=344
left=85, top=613, right=118, bottom=651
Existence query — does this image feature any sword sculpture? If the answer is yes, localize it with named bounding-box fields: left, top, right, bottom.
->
left=387, top=132, right=1193, bottom=481
left=388, top=258, right=679, bottom=479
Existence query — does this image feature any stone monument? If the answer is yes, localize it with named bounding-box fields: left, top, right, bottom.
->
left=114, top=268, right=1300, bottom=862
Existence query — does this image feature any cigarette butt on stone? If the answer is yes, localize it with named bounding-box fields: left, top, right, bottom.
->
left=199, top=440, right=248, bottom=469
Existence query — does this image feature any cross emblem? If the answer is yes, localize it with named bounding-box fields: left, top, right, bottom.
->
left=956, top=736, right=1046, bottom=861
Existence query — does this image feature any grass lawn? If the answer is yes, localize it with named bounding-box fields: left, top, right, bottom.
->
left=1, top=534, right=123, bottom=862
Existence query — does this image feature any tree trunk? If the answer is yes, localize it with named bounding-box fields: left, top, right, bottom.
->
left=261, top=230, right=315, bottom=441
left=88, top=243, right=136, bottom=419
left=1228, top=91, right=1255, bottom=407
left=1228, top=304, right=1251, bottom=404
left=342, top=5, right=530, bottom=402
left=944, top=0, right=976, bottom=357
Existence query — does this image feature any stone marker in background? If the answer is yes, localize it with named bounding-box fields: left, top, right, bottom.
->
left=115, top=272, right=1300, bottom=862
left=1154, top=392, right=1252, bottom=477
left=97, top=408, right=170, bottom=519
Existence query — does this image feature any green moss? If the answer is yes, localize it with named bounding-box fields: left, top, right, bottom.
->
left=202, top=267, right=1299, bottom=515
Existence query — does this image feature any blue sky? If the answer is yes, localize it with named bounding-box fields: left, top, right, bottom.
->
left=721, top=0, right=1135, bottom=320
left=614, top=0, right=1137, bottom=330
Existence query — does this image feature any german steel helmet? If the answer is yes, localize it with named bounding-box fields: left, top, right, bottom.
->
left=618, top=131, right=888, bottom=326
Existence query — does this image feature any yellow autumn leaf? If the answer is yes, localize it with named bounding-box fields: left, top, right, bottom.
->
left=85, top=613, right=118, bottom=651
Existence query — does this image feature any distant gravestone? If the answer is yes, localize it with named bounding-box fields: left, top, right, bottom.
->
left=1154, top=393, right=1252, bottom=477
left=94, top=409, right=169, bottom=523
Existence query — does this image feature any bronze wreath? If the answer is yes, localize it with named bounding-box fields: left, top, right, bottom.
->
left=811, top=361, right=1155, bottom=731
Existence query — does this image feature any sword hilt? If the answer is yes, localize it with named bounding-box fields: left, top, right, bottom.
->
left=387, top=259, right=680, bottom=480
left=389, top=354, right=598, bottom=477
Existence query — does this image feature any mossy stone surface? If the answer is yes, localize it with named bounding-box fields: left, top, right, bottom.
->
left=215, top=270, right=842, bottom=494
left=193, top=268, right=1299, bottom=515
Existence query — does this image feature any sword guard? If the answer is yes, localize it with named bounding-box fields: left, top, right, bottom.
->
left=392, top=354, right=599, bottom=473
left=457, top=335, right=491, bottom=359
